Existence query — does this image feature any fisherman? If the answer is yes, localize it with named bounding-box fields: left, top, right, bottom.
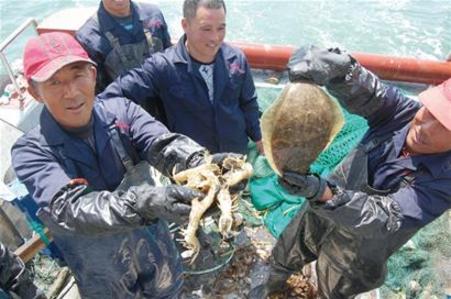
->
left=76, top=0, right=172, bottom=122
left=76, top=0, right=172, bottom=92
left=249, top=45, right=451, bottom=298
left=100, top=0, right=263, bottom=155
left=0, top=242, right=46, bottom=299
left=11, top=32, right=240, bottom=298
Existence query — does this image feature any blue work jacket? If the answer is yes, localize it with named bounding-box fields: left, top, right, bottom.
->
left=101, top=36, right=262, bottom=154
left=360, top=86, right=451, bottom=227
left=11, top=98, right=183, bottom=298
left=313, top=67, right=451, bottom=231
left=76, top=1, right=171, bottom=89
left=13, top=98, right=169, bottom=206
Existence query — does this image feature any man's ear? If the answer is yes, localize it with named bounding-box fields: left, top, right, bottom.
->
left=181, top=18, right=188, bottom=32
left=88, top=64, right=97, bottom=80
left=87, top=64, right=97, bottom=91
left=27, top=81, right=43, bottom=103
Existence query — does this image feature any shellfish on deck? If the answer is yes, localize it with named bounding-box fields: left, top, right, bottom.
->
left=172, top=156, right=253, bottom=264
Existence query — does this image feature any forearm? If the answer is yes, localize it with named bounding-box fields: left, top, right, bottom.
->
left=45, top=184, right=150, bottom=235
left=243, top=104, right=262, bottom=142
left=311, top=185, right=403, bottom=235
left=146, top=133, right=205, bottom=177
left=98, top=65, right=156, bottom=105
left=0, top=244, right=29, bottom=291
left=326, top=61, right=388, bottom=119
left=287, top=46, right=400, bottom=123
left=318, top=185, right=333, bottom=202
left=240, top=87, right=262, bottom=141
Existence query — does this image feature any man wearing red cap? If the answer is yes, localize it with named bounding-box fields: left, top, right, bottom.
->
left=11, top=32, right=240, bottom=298
left=250, top=45, right=451, bottom=298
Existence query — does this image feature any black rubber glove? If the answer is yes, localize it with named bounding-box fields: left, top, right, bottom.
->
left=0, top=243, right=47, bottom=299
left=279, top=171, right=327, bottom=202
left=134, top=185, right=203, bottom=225
left=287, top=45, right=354, bottom=85
left=229, top=180, right=248, bottom=194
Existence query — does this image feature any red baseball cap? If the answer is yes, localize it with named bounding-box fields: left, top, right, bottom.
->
left=418, top=78, right=451, bottom=131
left=23, top=32, right=95, bottom=82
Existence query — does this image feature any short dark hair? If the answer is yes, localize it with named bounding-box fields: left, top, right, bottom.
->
left=183, top=0, right=226, bottom=20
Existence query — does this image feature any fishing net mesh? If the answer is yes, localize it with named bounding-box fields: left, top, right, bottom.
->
left=246, top=87, right=450, bottom=297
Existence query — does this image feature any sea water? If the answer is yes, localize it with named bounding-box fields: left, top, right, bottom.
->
left=1, top=0, right=450, bottom=102
left=1, top=0, right=450, bottom=60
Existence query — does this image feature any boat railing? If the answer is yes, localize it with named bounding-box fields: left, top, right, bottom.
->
left=0, top=18, right=39, bottom=107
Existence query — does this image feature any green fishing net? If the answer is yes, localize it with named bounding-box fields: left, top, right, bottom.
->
left=249, top=107, right=367, bottom=236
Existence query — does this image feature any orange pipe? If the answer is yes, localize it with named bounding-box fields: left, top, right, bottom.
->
left=231, top=42, right=451, bottom=85
left=36, top=7, right=450, bottom=86
left=37, top=20, right=451, bottom=85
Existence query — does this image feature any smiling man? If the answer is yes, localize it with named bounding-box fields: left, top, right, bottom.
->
left=100, top=0, right=263, bottom=155
left=250, top=46, right=451, bottom=298
left=11, top=32, right=242, bottom=298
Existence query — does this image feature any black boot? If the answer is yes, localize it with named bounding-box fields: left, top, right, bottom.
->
left=248, top=266, right=291, bottom=299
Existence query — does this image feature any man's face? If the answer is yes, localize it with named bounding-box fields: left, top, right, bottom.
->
left=102, top=0, right=131, bottom=17
left=405, top=106, right=451, bottom=154
left=182, top=6, right=226, bottom=63
left=28, top=62, right=96, bottom=130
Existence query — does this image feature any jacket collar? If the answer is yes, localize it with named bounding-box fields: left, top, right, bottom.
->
left=172, top=35, right=237, bottom=73
left=40, top=100, right=118, bottom=167
left=394, top=124, right=451, bottom=177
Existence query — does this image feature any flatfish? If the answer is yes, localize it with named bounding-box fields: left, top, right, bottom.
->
left=261, top=82, right=344, bottom=175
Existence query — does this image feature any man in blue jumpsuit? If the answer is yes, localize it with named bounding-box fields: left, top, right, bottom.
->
left=12, top=32, right=237, bottom=298
left=76, top=0, right=172, bottom=92
left=0, top=242, right=46, bottom=299
left=100, top=0, right=263, bottom=155
left=249, top=46, right=451, bottom=298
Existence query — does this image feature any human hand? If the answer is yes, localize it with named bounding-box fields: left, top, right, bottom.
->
left=135, top=185, right=203, bottom=224
left=255, top=140, right=265, bottom=156
left=278, top=171, right=327, bottom=202
left=287, top=45, right=353, bottom=85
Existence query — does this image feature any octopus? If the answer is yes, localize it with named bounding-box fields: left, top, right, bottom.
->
left=172, top=156, right=253, bottom=263
left=261, top=82, right=344, bottom=175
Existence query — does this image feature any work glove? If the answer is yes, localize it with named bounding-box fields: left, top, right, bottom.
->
left=278, top=171, right=327, bottom=202
left=287, top=45, right=354, bottom=85
left=134, top=185, right=203, bottom=225
left=0, top=243, right=47, bottom=299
